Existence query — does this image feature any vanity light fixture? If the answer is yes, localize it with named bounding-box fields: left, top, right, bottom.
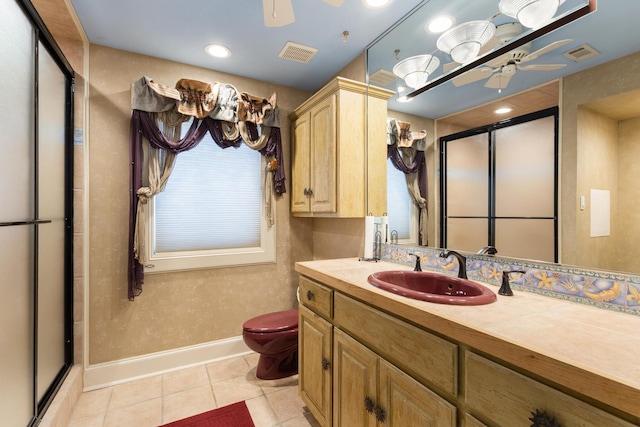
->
left=427, top=15, right=455, bottom=33
left=499, top=0, right=567, bottom=29
left=437, top=20, right=496, bottom=64
left=392, top=54, right=440, bottom=89
left=205, top=44, right=231, bottom=58
left=495, top=107, right=513, bottom=114
left=363, top=0, right=392, bottom=8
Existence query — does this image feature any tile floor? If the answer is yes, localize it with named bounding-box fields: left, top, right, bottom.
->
left=68, top=353, right=321, bottom=427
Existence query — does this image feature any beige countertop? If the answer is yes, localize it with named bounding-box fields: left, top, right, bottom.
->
left=295, top=258, right=640, bottom=421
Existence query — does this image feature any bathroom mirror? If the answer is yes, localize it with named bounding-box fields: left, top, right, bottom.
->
left=367, top=0, right=640, bottom=274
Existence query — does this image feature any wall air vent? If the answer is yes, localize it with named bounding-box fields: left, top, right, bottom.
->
left=563, top=44, right=600, bottom=62
left=279, top=42, right=318, bottom=63
left=369, top=69, right=397, bottom=86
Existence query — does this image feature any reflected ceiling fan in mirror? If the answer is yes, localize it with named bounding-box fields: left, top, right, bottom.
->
left=263, top=0, right=344, bottom=27
left=452, top=22, right=572, bottom=91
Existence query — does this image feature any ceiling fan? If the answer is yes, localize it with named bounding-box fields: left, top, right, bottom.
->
left=452, top=37, right=573, bottom=90
left=263, top=0, right=344, bottom=27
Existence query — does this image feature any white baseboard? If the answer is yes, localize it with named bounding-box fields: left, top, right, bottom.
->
left=83, top=336, right=252, bottom=391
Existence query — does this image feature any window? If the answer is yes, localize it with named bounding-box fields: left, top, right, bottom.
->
left=146, top=124, right=275, bottom=273
left=386, top=158, right=418, bottom=244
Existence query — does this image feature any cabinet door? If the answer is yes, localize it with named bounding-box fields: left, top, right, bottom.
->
left=291, top=112, right=311, bottom=213
left=309, top=94, right=336, bottom=213
left=379, top=359, right=456, bottom=427
left=333, top=329, right=377, bottom=427
left=299, top=306, right=333, bottom=427
left=465, top=351, right=636, bottom=427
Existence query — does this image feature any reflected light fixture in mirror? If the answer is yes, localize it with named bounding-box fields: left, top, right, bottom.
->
left=499, top=0, right=567, bottom=29
left=495, top=106, right=514, bottom=114
left=363, top=0, right=393, bottom=8
left=393, top=54, right=440, bottom=89
left=427, top=15, right=455, bottom=33
left=437, top=20, right=496, bottom=64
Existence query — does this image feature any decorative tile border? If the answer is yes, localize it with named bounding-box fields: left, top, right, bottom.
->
left=380, top=244, right=640, bottom=316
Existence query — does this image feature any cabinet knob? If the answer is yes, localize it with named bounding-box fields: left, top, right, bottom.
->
left=374, top=405, right=386, bottom=423
left=364, top=396, right=375, bottom=414
left=321, top=357, right=330, bottom=370
left=303, top=188, right=309, bottom=196
left=306, top=290, right=315, bottom=301
left=529, top=409, right=560, bottom=427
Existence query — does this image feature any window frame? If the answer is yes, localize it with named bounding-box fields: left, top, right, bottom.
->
left=143, top=144, right=276, bottom=274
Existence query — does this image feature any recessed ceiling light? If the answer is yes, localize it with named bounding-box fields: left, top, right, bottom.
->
left=427, top=16, right=455, bottom=33
left=363, top=0, right=393, bottom=9
left=397, top=95, right=412, bottom=103
left=495, top=107, right=513, bottom=114
left=205, top=44, right=231, bottom=58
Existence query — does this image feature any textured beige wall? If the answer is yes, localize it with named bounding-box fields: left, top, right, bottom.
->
left=575, top=107, right=618, bottom=270
left=616, top=117, right=640, bottom=272
left=562, top=51, right=640, bottom=267
left=88, top=45, right=313, bottom=364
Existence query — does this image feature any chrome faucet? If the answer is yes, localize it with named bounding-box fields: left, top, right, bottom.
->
left=439, top=250, right=467, bottom=279
left=477, top=245, right=497, bottom=255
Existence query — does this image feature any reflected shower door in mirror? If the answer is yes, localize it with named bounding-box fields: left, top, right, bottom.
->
left=441, top=108, right=558, bottom=262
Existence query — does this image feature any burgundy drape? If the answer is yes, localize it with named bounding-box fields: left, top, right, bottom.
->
left=387, top=144, right=428, bottom=245
left=128, top=110, right=285, bottom=300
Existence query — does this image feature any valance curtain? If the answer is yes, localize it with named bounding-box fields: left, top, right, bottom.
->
left=387, top=118, right=429, bottom=246
left=128, top=77, right=285, bottom=300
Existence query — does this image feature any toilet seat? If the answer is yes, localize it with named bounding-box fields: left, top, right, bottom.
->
left=243, top=309, right=298, bottom=333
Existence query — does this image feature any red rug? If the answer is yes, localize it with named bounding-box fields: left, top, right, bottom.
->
left=160, top=401, right=255, bottom=427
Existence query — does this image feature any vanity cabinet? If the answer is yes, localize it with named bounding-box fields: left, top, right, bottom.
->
left=299, top=306, right=332, bottom=426
left=334, top=328, right=456, bottom=426
left=298, top=277, right=334, bottom=426
left=296, top=260, right=640, bottom=427
left=289, top=77, right=393, bottom=217
left=298, top=276, right=456, bottom=427
left=464, top=351, right=636, bottom=427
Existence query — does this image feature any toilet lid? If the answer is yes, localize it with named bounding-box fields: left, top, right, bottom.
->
left=243, top=309, right=298, bottom=333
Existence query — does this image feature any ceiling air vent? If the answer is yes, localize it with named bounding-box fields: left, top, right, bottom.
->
left=563, top=44, right=600, bottom=62
left=279, top=42, right=318, bottom=63
left=369, top=69, right=396, bottom=86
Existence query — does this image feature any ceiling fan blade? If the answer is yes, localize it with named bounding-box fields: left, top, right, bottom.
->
left=484, top=72, right=512, bottom=89
left=518, top=63, right=567, bottom=71
left=322, top=0, right=344, bottom=6
left=263, top=0, right=295, bottom=27
left=521, top=39, right=573, bottom=63
left=485, top=51, right=514, bottom=68
left=443, top=61, right=459, bottom=73
left=452, top=67, right=495, bottom=87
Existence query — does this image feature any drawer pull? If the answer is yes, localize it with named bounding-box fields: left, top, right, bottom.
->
left=321, top=357, right=330, bottom=370
left=306, top=290, right=315, bottom=301
left=529, top=409, right=560, bottom=427
left=374, top=405, right=386, bottom=423
left=364, top=396, right=375, bottom=414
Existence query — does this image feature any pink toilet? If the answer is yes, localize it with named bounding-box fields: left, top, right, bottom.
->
left=242, top=308, right=299, bottom=380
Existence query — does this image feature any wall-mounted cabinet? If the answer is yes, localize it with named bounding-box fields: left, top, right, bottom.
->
left=289, top=77, right=393, bottom=217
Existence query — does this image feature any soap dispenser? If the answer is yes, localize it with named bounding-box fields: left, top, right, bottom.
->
left=499, top=270, right=526, bottom=296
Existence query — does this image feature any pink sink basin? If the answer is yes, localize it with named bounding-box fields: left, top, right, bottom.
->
left=367, top=271, right=497, bottom=305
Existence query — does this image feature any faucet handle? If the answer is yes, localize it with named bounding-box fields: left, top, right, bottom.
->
left=499, top=270, right=526, bottom=296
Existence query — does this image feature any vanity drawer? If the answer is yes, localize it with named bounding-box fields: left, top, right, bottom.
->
left=464, top=351, right=635, bottom=427
left=333, top=292, right=458, bottom=397
left=299, top=276, right=333, bottom=320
